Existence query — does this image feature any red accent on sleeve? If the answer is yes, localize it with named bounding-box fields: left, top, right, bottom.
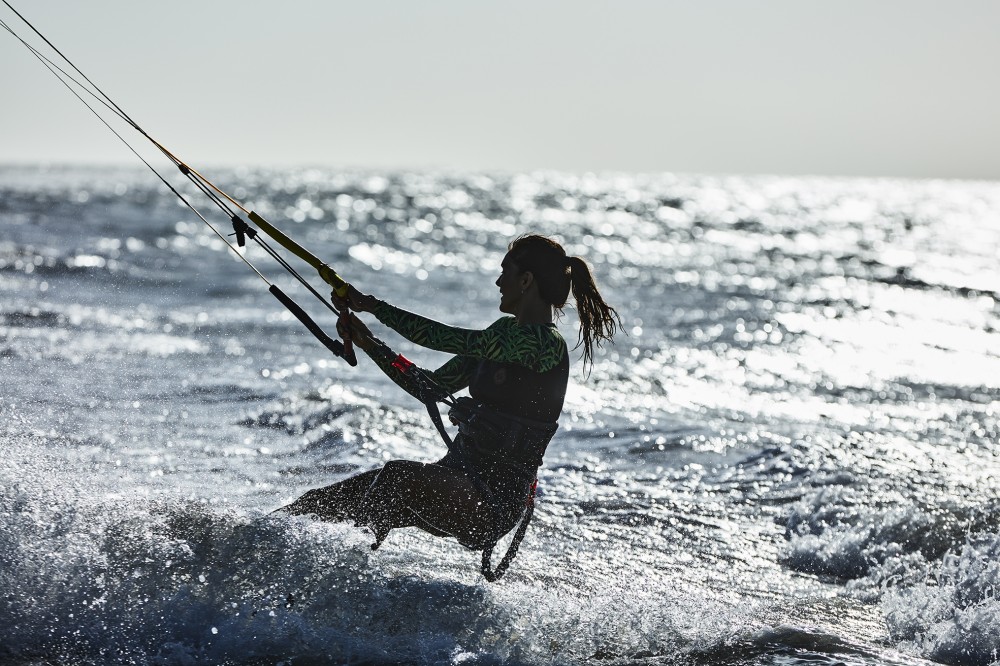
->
left=391, top=354, right=415, bottom=373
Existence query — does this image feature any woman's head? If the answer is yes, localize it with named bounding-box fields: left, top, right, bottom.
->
left=504, top=235, right=572, bottom=307
left=503, top=235, right=621, bottom=371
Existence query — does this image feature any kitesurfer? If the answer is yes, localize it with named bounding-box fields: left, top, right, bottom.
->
left=280, top=234, right=621, bottom=553
left=3, top=0, right=610, bottom=577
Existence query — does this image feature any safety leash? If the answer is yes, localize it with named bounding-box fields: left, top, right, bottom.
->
left=481, top=479, right=537, bottom=582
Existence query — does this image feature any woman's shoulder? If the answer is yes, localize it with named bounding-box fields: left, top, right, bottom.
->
left=485, top=316, right=517, bottom=331
left=487, top=317, right=566, bottom=345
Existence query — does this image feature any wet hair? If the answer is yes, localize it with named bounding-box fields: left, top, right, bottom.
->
left=507, top=234, right=622, bottom=372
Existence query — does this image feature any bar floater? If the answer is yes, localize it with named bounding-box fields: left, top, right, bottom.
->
left=248, top=211, right=351, bottom=298
left=268, top=284, right=350, bottom=361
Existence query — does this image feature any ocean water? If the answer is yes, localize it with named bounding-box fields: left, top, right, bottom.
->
left=1, top=163, right=999, bottom=665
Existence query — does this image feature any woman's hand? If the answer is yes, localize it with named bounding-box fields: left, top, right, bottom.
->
left=331, top=284, right=378, bottom=313
left=336, top=311, right=375, bottom=351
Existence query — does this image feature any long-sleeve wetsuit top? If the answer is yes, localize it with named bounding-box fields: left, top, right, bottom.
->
left=366, top=301, right=569, bottom=423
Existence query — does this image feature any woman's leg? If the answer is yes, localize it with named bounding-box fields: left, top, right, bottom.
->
left=277, top=460, right=500, bottom=549
left=361, top=459, right=498, bottom=549
left=277, top=468, right=380, bottom=522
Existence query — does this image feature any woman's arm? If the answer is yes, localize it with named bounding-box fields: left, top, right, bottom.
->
left=366, top=348, right=476, bottom=402
left=371, top=301, right=565, bottom=373
left=339, top=311, right=475, bottom=400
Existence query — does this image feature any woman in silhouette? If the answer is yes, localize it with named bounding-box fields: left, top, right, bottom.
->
left=280, top=235, right=620, bottom=553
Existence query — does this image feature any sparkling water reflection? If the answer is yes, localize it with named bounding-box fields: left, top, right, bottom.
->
left=1, top=164, right=998, bottom=664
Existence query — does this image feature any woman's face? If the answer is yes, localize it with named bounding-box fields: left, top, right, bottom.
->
left=496, top=254, right=524, bottom=314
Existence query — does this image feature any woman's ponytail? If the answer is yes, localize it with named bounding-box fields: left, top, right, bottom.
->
left=566, top=255, right=622, bottom=372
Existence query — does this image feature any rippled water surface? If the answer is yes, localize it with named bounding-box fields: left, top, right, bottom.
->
left=2, top=164, right=999, bottom=665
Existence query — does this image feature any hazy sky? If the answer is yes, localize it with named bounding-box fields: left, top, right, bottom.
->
left=3, top=1, right=999, bottom=180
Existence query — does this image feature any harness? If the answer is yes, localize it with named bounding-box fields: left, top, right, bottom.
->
left=447, top=397, right=556, bottom=580
left=385, top=356, right=557, bottom=581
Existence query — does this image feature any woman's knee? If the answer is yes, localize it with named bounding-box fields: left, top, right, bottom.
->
left=376, top=459, right=424, bottom=485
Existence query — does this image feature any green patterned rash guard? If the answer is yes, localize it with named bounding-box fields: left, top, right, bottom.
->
left=367, top=301, right=570, bottom=423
